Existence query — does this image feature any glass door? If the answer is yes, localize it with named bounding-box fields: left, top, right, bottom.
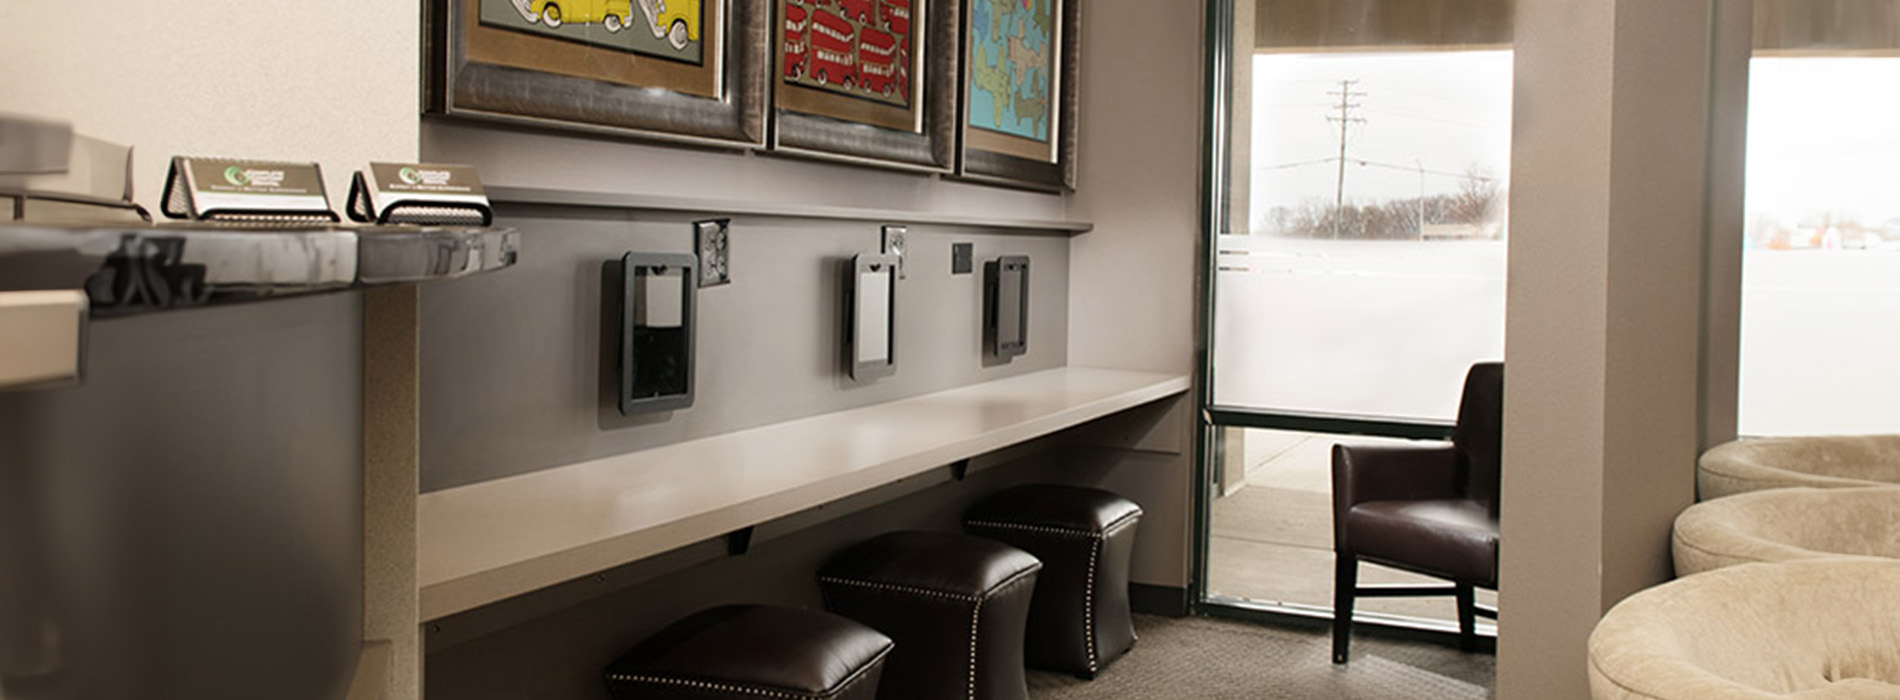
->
left=1200, top=0, right=1511, bottom=633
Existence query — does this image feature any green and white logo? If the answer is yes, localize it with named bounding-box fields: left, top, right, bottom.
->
left=224, top=166, right=251, bottom=186
left=393, top=166, right=456, bottom=187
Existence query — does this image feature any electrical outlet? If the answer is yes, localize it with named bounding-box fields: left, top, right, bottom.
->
left=882, top=225, right=908, bottom=279
left=952, top=242, right=973, bottom=275
left=696, top=219, right=731, bottom=287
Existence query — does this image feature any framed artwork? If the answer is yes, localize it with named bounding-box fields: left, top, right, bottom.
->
left=771, top=0, right=960, bottom=171
left=956, top=0, right=1079, bottom=191
left=428, top=0, right=769, bottom=148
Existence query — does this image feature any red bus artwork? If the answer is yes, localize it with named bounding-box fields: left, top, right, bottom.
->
left=857, top=26, right=900, bottom=97
left=878, top=0, right=910, bottom=36
left=783, top=0, right=810, bottom=79
left=839, top=0, right=875, bottom=24
left=808, top=6, right=857, bottom=88
left=878, top=0, right=911, bottom=101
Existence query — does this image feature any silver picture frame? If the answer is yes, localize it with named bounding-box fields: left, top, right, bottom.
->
left=954, top=0, right=1080, bottom=192
left=770, top=0, right=961, bottom=172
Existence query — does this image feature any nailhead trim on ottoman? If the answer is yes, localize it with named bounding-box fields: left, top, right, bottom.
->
left=818, top=531, right=1042, bottom=700
left=965, top=485, right=1143, bottom=678
left=605, top=605, right=893, bottom=700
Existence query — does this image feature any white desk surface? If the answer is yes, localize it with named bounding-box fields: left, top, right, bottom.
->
left=418, top=367, right=1190, bottom=620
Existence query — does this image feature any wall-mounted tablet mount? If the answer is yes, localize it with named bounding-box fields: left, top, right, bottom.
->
left=620, top=252, right=697, bottom=415
left=985, top=256, right=1030, bottom=359
left=846, top=253, right=899, bottom=381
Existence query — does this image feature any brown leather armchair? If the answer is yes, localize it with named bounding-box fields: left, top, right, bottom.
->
left=1331, top=362, right=1501, bottom=664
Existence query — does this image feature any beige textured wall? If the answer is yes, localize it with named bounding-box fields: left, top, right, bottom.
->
left=1498, top=3, right=1616, bottom=690
left=0, top=0, right=419, bottom=211
left=1497, top=1, right=1745, bottom=698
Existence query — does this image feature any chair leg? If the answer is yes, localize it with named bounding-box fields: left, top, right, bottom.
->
left=1455, top=582, right=1476, bottom=652
left=1332, top=554, right=1357, bottom=664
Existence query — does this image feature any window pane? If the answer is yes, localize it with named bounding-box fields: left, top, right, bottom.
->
left=1739, top=57, right=1900, bottom=436
left=1212, top=51, right=1512, bottom=420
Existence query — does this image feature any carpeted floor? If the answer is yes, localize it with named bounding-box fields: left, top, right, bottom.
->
left=1027, top=614, right=1495, bottom=700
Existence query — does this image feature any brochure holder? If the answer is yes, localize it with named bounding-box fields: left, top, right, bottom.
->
left=161, top=156, right=338, bottom=224
left=347, top=162, right=492, bottom=226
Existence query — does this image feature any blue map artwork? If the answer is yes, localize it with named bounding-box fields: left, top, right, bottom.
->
left=967, top=0, right=1053, bottom=142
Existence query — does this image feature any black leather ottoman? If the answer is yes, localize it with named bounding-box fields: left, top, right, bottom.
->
left=818, top=531, right=1041, bottom=700
left=964, top=485, right=1142, bottom=678
left=604, top=605, right=892, bottom=700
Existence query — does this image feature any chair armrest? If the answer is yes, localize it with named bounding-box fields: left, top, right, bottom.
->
left=1331, top=443, right=1461, bottom=548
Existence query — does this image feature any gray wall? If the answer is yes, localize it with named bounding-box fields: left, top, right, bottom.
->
left=412, top=125, right=1190, bottom=700
left=420, top=205, right=1071, bottom=491
left=0, top=296, right=364, bottom=700
left=414, top=4, right=1209, bottom=697
left=1064, top=0, right=1208, bottom=588
left=424, top=123, right=1066, bottom=223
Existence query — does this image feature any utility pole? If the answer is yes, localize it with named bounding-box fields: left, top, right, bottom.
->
left=1327, top=79, right=1366, bottom=239
left=1415, top=158, right=1426, bottom=241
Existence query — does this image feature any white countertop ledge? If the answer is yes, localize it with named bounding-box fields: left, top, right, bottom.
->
left=418, top=366, right=1191, bottom=621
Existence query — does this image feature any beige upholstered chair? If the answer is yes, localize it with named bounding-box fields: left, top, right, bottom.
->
left=1589, top=559, right=1900, bottom=700
left=1672, top=487, right=1900, bottom=576
left=1698, top=436, right=1900, bottom=500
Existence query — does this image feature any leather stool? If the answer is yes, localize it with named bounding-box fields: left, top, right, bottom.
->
left=604, top=605, right=892, bottom=700
left=818, top=531, right=1041, bottom=700
left=964, top=485, right=1142, bottom=678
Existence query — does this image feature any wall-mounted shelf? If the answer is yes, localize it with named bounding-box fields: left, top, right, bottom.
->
left=486, top=185, right=1094, bottom=235
left=0, top=221, right=519, bottom=318
left=418, top=366, right=1190, bottom=621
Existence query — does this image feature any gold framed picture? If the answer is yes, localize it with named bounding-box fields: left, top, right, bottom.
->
left=429, top=0, right=770, bottom=147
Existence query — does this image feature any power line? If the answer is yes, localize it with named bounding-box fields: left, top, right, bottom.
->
left=1350, top=158, right=1494, bottom=181
left=1253, top=156, right=1493, bottom=182
left=1253, top=157, right=1339, bottom=172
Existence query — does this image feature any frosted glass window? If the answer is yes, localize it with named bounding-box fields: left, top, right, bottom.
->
left=1739, top=57, right=1900, bottom=436
left=1212, top=51, right=1512, bottom=420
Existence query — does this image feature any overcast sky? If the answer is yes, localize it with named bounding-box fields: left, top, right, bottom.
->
left=1248, top=52, right=1900, bottom=229
left=1746, top=57, right=1900, bottom=227
left=1248, top=51, right=1515, bottom=219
